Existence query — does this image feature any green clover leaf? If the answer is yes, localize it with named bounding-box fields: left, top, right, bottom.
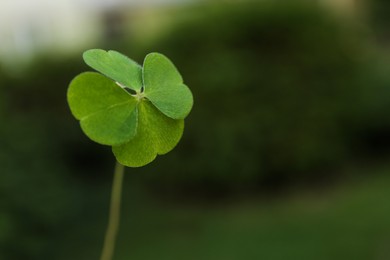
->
left=83, top=49, right=143, bottom=92
left=67, top=50, right=193, bottom=167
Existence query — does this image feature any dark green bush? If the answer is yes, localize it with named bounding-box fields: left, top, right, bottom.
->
left=0, top=57, right=113, bottom=259
left=133, top=1, right=390, bottom=187
left=367, top=0, right=390, bottom=40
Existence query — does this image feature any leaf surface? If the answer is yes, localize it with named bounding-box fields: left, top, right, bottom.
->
left=83, top=49, right=143, bottom=92
left=67, top=72, right=138, bottom=145
left=112, top=100, right=184, bottom=167
left=143, top=53, right=193, bottom=119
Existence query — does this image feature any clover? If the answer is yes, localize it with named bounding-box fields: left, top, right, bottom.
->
left=67, top=49, right=193, bottom=260
left=67, top=49, right=193, bottom=167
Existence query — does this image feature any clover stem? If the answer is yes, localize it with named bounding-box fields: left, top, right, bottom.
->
left=100, top=161, right=125, bottom=260
left=132, top=91, right=145, bottom=101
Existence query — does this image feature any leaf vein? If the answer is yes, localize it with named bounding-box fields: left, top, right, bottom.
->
left=80, top=100, right=135, bottom=120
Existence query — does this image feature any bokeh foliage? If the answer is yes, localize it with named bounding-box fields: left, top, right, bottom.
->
left=367, top=0, right=390, bottom=40
left=135, top=2, right=390, bottom=186
left=1, top=1, right=390, bottom=259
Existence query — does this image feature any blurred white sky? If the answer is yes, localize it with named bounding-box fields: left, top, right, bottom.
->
left=0, top=0, right=193, bottom=68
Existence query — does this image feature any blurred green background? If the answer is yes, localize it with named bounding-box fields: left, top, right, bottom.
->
left=1, top=0, right=390, bottom=259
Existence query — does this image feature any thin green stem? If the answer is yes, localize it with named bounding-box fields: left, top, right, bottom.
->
left=100, top=161, right=125, bottom=260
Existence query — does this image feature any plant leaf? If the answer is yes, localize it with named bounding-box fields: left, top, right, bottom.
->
left=83, top=49, right=143, bottom=92
left=112, top=100, right=184, bottom=167
left=143, top=53, right=193, bottom=119
left=67, top=72, right=138, bottom=145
